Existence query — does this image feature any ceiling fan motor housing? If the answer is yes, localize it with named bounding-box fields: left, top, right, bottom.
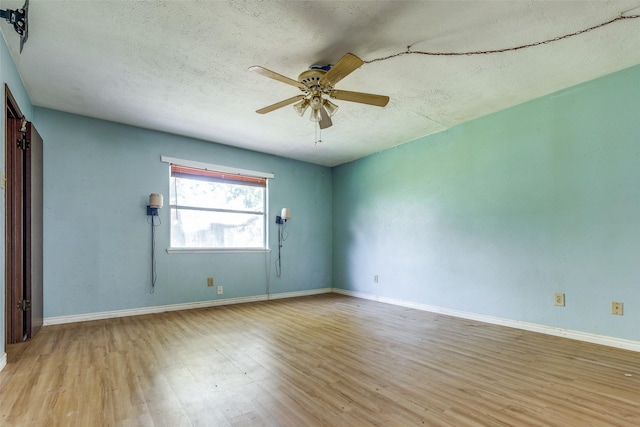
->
left=298, top=69, right=330, bottom=94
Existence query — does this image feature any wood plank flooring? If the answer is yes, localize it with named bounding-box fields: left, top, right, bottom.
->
left=1, top=294, right=639, bottom=426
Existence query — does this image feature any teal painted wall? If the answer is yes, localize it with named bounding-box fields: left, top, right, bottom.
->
left=34, top=108, right=332, bottom=317
left=333, top=65, right=640, bottom=341
left=1, top=34, right=34, bottom=356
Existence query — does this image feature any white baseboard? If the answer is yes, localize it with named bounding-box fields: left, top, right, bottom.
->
left=43, top=288, right=332, bottom=326
left=0, top=352, right=6, bottom=373
left=42, top=286, right=639, bottom=353
left=267, top=288, right=331, bottom=300
left=332, top=288, right=640, bottom=353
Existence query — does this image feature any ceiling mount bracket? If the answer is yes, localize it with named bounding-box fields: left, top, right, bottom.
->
left=0, top=0, right=29, bottom=53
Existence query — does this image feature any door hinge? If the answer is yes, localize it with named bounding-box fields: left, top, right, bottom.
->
left=17, top=137, right=30, bottom=150
left=16, top=299, right=31, bottom=311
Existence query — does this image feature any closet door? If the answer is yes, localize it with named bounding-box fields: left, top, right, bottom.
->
left=5, top=86, right=43, bottom=343
left=25, top=122, right=44, bottom=338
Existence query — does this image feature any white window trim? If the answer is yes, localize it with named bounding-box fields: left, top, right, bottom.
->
left=162, top=155, right=273, bottom=252
left=166, top=248, right=272, bottom=254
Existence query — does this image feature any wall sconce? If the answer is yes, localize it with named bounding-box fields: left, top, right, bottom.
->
left=276, top=207, right=291, bottom=224
left=275, top=208, right=291, bottom=278
left=147, top=193, right=163, bottom=216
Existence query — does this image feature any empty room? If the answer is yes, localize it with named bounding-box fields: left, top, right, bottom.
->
left=1, top=1, right=640, bottom=425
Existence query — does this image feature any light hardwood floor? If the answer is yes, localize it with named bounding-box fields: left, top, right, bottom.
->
left=1, top=294, right=639, bottom=426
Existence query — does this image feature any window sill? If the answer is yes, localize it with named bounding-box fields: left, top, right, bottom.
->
left=166, top=247, right=271, bottom=254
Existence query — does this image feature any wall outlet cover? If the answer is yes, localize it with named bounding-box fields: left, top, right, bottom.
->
left=612, top=301, right=624, bottom=315
left=554, top=293, right=565, bottom=306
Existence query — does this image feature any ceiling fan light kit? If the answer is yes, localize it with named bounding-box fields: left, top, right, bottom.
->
left=251, top=53, right=389, bottom=130
left=293, top=98, right=310, bottom=116
left=309, top=108, right=322, bottom=123
left=323, top=99, right=339, bottom=116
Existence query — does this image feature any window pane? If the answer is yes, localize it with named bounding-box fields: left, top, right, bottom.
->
left=171, top=209, right=264, bottom=248
left=171, top=177, right=264, bottom=212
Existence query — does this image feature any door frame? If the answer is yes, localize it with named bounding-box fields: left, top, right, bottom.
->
left=5, top=85, right=24, bottom=344
left=4, top=84, right=44, bottom=344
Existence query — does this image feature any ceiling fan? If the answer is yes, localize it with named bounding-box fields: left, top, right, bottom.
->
left=250, top=53, right=389, bottom=129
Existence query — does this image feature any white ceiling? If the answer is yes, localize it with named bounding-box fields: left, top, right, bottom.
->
left=2, top=1, right=640, bottom=167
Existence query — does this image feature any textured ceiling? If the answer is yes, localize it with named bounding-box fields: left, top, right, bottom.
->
left=2, top=1, right=640, bottom=166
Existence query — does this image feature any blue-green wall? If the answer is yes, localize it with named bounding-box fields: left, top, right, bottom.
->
left=34, top=108, right=332, bottom=317
left=1, top=34, right=34, bottom=357
left=333, top=65, right=640, bottom=341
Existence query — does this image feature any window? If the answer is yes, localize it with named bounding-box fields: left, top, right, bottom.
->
left=166, top=159, right=271, bottom=250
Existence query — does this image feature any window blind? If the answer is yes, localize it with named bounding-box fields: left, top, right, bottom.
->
left=170, top=164, right=267, bottom=188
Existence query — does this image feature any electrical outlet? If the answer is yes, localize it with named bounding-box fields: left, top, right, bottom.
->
left=554, top=293, right=565, bottom=306
left=612, top=301, right=623, bottom=315
left=207, top=277, right=214, bottom=287
left=374, top=274, right=379, bottom=283
left=217, top=286, right=223, bottom=295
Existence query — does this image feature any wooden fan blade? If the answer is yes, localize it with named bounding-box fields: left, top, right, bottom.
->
left=319, top=106, right=332, bottom=129
left=249, top=66, right=306, bottom=89
left=256, top=95, right=305, bottom=114
left=330, top=90, right=389, bottom=107
left=319, top=53, right=364, bottom=88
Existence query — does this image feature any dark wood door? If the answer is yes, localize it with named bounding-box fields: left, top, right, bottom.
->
left=26, top=122, right=44, bottom=337
left=5, top=86, right=43, bottom=343
left=6, top=116, right=25, bottom=342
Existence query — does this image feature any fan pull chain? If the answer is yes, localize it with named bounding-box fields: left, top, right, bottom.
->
left=315, top=123, right=322, bottom=145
